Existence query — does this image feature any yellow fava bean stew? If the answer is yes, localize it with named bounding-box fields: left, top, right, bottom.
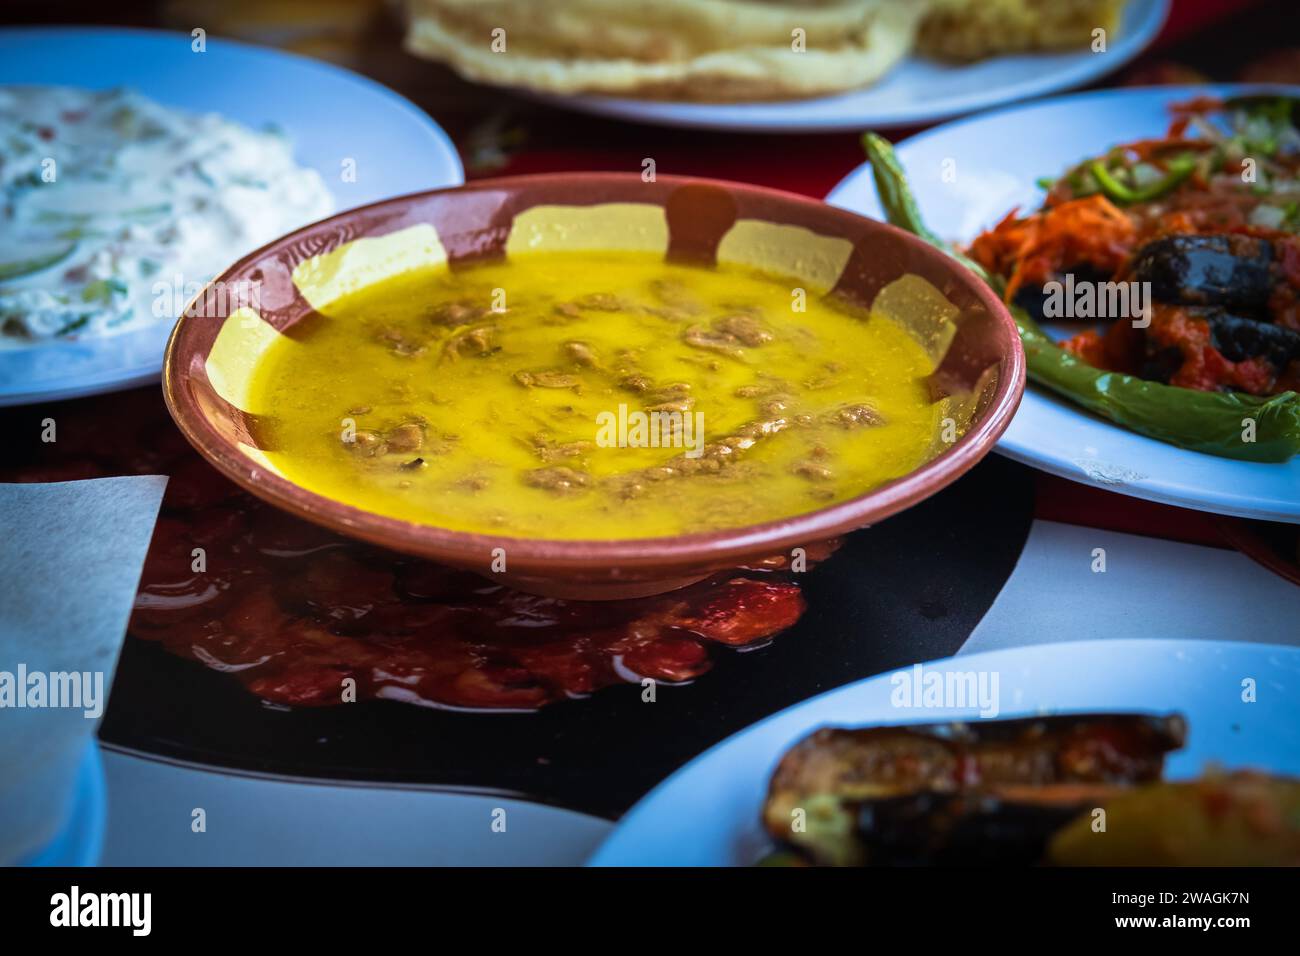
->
left=248, top=251, right=960, bottom=540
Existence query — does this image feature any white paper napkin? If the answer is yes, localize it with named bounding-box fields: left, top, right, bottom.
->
left=960, top=519, right=1300, bottom=656
left=0, top=476, right=167, bottom=862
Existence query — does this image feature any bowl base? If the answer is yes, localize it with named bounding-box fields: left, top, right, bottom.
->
left=496, top=571, right=710, bottom=600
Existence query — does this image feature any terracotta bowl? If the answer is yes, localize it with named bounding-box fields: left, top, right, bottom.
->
left=163, top=173, right=1025, bottom=598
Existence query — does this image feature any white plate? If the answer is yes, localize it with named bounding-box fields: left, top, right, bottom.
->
left=828, top=84, right=1300, bottom=523
left=527, top=0, right=1167, bottom=133
left=589, top=639, right=1300, bottom=866
left=0, top=27, right=464, bottom=407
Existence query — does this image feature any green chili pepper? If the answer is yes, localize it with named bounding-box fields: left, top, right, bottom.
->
left=860, top=132, right=1300, bottom=462
left=1086, top=156, right=1196, bottom=204
left=1015, top=309, right=1300, bottom=461
left=1088, top=154, right=1197, bottom=204
left=863, top=134, right=947, bottom=247
left=863, top=133, right=994, bottom=283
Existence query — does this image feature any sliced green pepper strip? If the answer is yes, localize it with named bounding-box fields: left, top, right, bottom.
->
left=1088, top=155, right=1196, bottom=204
left=861, top=132, right=1300, bottom=462
left=0, top=242, right=77, bottom=282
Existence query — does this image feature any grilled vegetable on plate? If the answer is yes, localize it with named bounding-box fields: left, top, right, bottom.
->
left=762, top=714, right=1185, bottom=866
left=587, top=641, right=1300, bottom=865
left=761, top=714, right=1300, bottom=866
left=827, top=86, right=1300, bottom=521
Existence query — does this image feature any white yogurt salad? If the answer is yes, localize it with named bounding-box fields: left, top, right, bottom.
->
left=0, top=86, right=334, bottom=345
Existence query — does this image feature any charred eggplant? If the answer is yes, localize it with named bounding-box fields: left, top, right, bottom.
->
left=1131, top=234, right=1274, bottom=311
left=1206, top=308, right=1300, bottom=367
left=1012, top=265, right=1113, bottom=324
left=1141, top=304, right=1300, bottom=390
left=763, top=714, right=1185, bottom=866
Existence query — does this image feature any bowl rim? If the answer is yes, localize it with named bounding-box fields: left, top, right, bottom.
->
left=163, top=171, right=1026, bottom=573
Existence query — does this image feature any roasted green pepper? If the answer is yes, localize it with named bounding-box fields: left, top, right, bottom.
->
left=861, top=132, right=1300, bottom=462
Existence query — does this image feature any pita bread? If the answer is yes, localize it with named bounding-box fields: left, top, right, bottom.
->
left=404, top=0, right=923, bottom=101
